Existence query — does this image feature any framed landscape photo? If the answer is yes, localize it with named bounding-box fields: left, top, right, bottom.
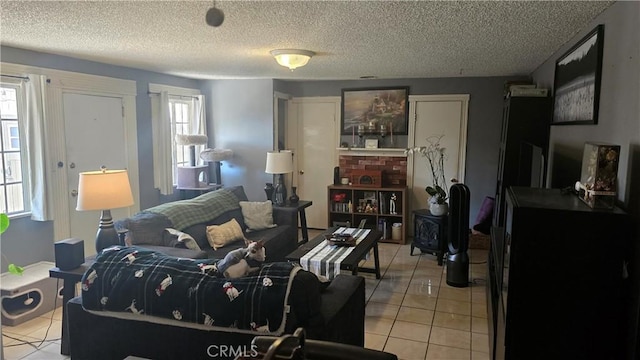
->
left=552, top=25, right=604, bottom=125
left=341, top=87, right=409, bottom=135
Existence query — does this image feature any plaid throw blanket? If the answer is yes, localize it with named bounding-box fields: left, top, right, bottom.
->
left=300, top=228, right=370, bottom=281
left=81, top=246, right=299, bottom=335
left=146, top=188, right=239, bottom=231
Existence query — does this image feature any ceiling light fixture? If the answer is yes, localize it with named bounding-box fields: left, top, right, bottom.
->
left=270, top=49, right=315, bottom=70
left=205, top=0, right=224, bottom=27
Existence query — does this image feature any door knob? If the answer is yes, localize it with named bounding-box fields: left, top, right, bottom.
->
left=71, top=189, right=78, bottom=197
left=299, top=170, right=304, bottom=175
left=450, top=178, right=458, bottom=183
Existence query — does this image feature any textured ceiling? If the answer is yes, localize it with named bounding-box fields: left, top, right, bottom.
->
left=0, top=0, right=614, bottom=80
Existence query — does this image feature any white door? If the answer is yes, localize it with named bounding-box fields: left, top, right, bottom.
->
left=64, top=93, right=132, bottom=256
left=408, top=95, right=469, bottom=217
left=290, top=97, right=340, bottom=229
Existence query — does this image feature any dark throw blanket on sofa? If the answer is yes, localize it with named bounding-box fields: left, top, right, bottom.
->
left=81, top=246, right=299, bottom=335
left=146, top=188, right=240, bottom=231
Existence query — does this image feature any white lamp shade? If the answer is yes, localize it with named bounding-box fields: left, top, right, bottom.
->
left=270, top=49, right=315, bottom=70
left=76, top=169, right=134, bottom=211
left=265, top=151, right=293, bottom=174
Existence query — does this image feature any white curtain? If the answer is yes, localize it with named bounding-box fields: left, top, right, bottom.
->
left=151, top=91, right=173, bottom=195
left=24, top=74, right=52, bottom=221
left=193, top=95, right=207, bottom=164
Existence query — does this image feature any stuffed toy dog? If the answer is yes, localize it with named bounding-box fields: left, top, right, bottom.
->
left=215, top=240, right=265, bottom=279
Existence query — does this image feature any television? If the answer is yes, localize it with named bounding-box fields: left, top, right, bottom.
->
left=517, top=142, right=545, bottom=188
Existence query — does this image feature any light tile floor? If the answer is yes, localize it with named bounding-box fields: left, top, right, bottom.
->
left=358, top=241, right=490, bottom=360
left=2, top=305, right=67, bottom=360
left=2, top=233, right=489, bottom=360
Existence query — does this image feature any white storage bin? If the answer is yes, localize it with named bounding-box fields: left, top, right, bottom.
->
left=1, top=261, right=61, bottom=326
left=391, top=223, right=403, bottom=241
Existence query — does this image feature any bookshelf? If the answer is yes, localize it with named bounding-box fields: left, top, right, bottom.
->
left=327, top=185, right=407, bottom=244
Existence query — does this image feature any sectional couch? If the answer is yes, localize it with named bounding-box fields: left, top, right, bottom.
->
left=67, top=270, right=365, bottom=359
left=114, top=185, right=298, bottom=262
left=65, top=186, right=368, bottom=359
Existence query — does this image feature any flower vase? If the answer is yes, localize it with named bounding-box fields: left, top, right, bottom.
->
left=264, top=183, right=274, bottom=201
left=429, top=202, right=448, bottom=216
left=289, top=186, right=299, bottom=204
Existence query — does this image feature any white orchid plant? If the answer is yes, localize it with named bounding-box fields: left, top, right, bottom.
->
left=406, top=135, right=448, bottom=204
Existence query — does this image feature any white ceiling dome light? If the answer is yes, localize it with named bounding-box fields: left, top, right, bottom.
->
left=270, top=49, right=316, bottom=70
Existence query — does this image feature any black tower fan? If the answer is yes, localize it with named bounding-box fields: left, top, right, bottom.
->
left=446, top=183, right=470, bottom=287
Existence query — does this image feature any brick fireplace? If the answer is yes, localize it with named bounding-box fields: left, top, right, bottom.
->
left=339, top=155, right=407, bottom=187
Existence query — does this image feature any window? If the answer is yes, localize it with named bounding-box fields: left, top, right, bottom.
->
left=170, top=98, right=191, bottom=175
left=0, top=85, right=29, bottom=215
left=149, top=84, right=205, bottom=195
left=168, top=96, right=203, bottom=185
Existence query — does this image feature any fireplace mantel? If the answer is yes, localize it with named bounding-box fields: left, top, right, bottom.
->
left=336, top=147, right=407, bottom=157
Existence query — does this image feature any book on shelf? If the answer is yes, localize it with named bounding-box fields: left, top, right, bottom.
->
left=378, top=218, right=388, bottom=239
left=379, top=192, right=387, bottom=214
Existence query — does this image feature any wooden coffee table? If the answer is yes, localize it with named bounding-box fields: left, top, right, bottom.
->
left=286, top=228, right=382, bottom=279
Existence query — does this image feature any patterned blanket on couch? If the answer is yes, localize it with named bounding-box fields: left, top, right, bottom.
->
left=145, top=188, right=240, bottom=231
left=81, top=246, right=298, bottom=335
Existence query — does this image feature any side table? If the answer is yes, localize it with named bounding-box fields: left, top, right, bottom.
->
left=412, top=209, right=448, bottom=265
left=276, top=200, right=313, bottom=245
left=49, top=258, right=94, bottom=355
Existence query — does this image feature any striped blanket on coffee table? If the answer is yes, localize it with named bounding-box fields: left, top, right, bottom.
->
left=299, top=228, right=370, bottom=281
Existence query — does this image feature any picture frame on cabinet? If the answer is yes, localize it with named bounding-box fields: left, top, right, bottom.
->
left=365, top=139, right=379, bottom=149
left=341, top=87, right=409, bottom=135
left=552, top=24, right=604, bottom=125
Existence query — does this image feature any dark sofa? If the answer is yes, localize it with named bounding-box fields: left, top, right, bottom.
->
left=115, top=185, right=298, bottom=262
left=67, top=271, right=365, bottom=360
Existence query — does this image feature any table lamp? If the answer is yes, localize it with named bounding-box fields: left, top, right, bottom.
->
left=200, top=148, right=233, bottom=185
left=76, top=168, right=134, bottom=252
left=265, top=150, right=293, bottom=206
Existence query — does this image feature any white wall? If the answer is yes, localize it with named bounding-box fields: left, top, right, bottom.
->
left=0, top=46, right=202, bottom=267
left=531, top=2, right=639, bottom=357
left=531, top=1, right=639, bottom=201
left=204, top=79, right=275, bottom=201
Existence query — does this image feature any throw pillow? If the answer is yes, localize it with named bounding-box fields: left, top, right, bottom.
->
left=206, top=218, right=245, bottom=250
left=123, top=212, right=173, bottom=246
left=239, top=200, right=277, bottom=232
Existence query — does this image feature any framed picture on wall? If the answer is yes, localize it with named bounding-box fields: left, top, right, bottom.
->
left=341, top=87, right=409, bottom=135
left=552, top=24, right=604, bottom=125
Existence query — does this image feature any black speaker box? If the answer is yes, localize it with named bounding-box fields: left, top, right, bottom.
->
left=54, top=238, right=85, bottom=270
left=333, top=166, right=340, bottom=185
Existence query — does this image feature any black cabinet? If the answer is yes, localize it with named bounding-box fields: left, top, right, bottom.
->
left=488, top=187, right=630, bottom=360
left=493, top=97, right=551, bottom=227
left=412, top=209, right=447, bottom=265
